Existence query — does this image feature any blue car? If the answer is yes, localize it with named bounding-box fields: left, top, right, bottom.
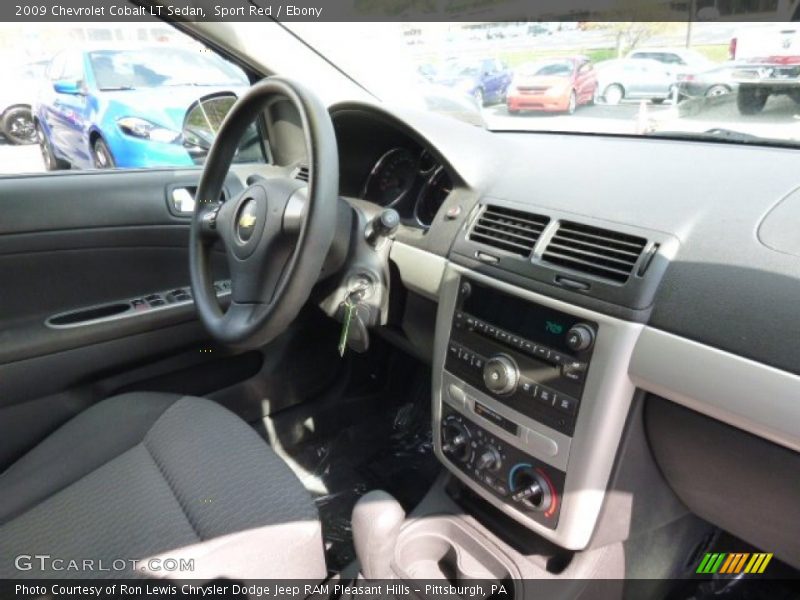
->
left=431, top=58, right=513, bottom=107
left=33, top=46, right=249, bottom=170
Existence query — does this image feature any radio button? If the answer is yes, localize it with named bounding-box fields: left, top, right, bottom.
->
left=447, top=384, right=466, bottom=407
left=536, top=386, right=556, bottom=406
left=562, top=361, right=588, bottom=383
left=534, top=345, right=550, bottom=360
left=524, top=427, right=559, bottom=457
left=523, top=341, right=535, bottom=354
left=554, top=395, right=578, bottom=416
left=549, top=351, right=566, bottom=365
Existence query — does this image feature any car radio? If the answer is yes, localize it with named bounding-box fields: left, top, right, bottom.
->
left=445, top=278, right=597, bottom=437
left=433, top=266, right=643, bottom=547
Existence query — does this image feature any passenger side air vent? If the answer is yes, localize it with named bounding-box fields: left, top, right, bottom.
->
left=293, top=165, right=309, bottom=182
left=542, top=221, right=647, bottom=283
left=468, top=205, right=550, bottom=257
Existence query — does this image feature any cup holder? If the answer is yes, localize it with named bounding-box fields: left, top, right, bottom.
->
left=393, top=516, right=518, bottom=598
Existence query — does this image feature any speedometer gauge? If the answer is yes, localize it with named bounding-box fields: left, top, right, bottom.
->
left=362, top=148, right=418, bottom=207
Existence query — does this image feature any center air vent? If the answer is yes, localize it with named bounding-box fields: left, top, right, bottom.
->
left=542, top=221, right=647, bottom=283
left=469, top=205, right=550, bottom=257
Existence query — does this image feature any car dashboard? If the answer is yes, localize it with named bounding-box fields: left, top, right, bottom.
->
left=325, top=100, right=800, bottom=569
left=333, top=108, right=454, bottom=230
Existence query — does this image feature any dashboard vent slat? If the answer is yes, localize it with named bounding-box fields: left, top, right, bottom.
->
left=468, top=205, right=550, bottom=257
left=294, top=165, right=309, bottom=182
left=543, top=221, right=647, bottom=283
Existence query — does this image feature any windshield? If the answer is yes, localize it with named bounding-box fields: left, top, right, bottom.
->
left=439, top=63, right=480, bottom=79
left=89, top=48, right=248, bottom=91
left=519, top=61, right=575, bottom=78
left=287, top=21, right=800, bottom=147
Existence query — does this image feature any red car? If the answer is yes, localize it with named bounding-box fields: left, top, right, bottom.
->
left=507, top=56, right=598, bottom=114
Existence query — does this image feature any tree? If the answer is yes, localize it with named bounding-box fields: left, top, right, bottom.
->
left=609, top=22, right=670, bottom=58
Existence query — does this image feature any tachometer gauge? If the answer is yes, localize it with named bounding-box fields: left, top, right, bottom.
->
left=362, top=148, right=418, bottom=207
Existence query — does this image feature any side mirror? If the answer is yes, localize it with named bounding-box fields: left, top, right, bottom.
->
left=181, top=92, right=262, bottom=166
left=53, top=79, right=83, bottom=95
left=182, top=92, right=238, bottom=163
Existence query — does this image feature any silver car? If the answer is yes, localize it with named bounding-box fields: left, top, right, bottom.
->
left=595, top=58, right=678, bottom=105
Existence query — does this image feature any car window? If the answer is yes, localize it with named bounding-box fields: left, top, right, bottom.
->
left=662, top=53, right=686, bottom=65
left=61, top=52, right=84, bottom=82
left=46, top=53, right=66, bottom=81
left=1, top=24, right=264, bottom=175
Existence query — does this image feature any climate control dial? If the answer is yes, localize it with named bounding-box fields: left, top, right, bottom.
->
left=482, top=355, right=519, bottom=395
left=441, top=417, right=471, bottom=462
left=509, top=464, right=553, bottom=512
left=475, top=445, right=502, bottom=473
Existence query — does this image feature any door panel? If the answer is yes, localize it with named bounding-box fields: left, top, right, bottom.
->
left=0, top=165, right=345, bottom=471
left=0, top=168, right=238, bottom=466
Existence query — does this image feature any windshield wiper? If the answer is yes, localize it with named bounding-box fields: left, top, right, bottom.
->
left=99, top=85, right=135, bottom=91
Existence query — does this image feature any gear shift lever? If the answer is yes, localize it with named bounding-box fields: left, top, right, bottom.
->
left=352, top=490, right=405, bottom=579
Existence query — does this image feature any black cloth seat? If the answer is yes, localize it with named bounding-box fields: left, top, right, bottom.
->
left=0, top=393, right=326, bottom=579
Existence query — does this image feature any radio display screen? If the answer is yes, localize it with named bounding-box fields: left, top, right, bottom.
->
left=461, top=281, right=580, bottom=353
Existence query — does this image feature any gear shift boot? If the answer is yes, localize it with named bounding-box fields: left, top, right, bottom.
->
left=352, top=490, right=405, bottom=578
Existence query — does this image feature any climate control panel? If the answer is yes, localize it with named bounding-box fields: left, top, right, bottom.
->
left=440, top=404, right=565, bottom=529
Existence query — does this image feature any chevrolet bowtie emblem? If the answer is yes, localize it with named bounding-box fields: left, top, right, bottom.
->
left=236, top=199, right=258, bottom=242
left=239, top=213, right=256, bottom=228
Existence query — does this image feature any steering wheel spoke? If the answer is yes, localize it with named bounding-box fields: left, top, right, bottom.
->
left=189, top=77, right=338, bottom=349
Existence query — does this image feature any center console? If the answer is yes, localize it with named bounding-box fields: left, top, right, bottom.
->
left=433, top=264, right=643, bottom=550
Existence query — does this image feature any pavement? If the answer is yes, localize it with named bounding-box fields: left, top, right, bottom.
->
left=482, top=93, right=800, bottom=141
left=0, top=138, right=44, bottom=175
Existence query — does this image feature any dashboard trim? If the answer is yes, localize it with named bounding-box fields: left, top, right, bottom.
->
left=390, top=241, right=446, bottom=300
left=630, top=327, right=800, bottom=454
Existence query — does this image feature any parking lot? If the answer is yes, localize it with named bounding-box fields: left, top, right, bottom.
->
left=0, top=139, right=42, bottom=175
left=482, top=94, right=800, bottom=140
left=5, top=93, right=799, bottom=178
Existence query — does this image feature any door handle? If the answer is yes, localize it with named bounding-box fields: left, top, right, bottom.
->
left=170, top=188, right=195, bottom=214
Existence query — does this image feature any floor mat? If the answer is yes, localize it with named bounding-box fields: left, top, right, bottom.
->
left=284, top=372, right=440, bottom=572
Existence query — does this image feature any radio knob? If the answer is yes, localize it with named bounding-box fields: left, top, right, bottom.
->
left=475, top=445, right=502, bottom=472
left=483, top=355, right=518, bottom=395
left=441, top=419, right=471, bottom=462
left=565, top=323, right=595, bottom=352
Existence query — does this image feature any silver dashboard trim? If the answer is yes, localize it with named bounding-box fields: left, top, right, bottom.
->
left=442, top=370, right=571, bottom=471
left=433, top=263, right=643, bottom=550
left=630, top=326, right=800, bottom=454
left=390, top=241, right=446, bottom=300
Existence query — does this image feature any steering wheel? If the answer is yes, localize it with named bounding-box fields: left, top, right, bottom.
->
left=189, top=77, right=338, bottom=349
